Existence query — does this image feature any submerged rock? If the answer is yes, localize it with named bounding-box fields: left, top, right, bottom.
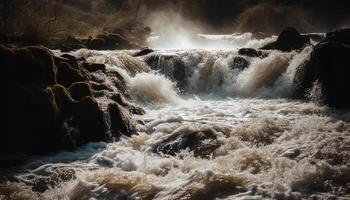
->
left=232, top=56, right=250, bottom=70
left=261, top=27, right=310, bottom=51
left=152, top=126, right=221, bottom=158
left=238, top=48, right=266, bottom=58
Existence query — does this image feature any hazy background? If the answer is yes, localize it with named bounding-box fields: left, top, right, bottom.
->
left=1, top=0, right=349, bottom=40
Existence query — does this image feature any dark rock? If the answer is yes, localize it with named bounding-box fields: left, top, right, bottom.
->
left=303, top=33, right=326, bottom=42
left=134, top=47, right=154, bottom=57
left=145, top=54, right=187, bottom=89
left=294, top=41, right=350, bottom=108
left=238, top=48, right=266, bottom=58
left=111, top=93, right=145, bottom=115
left=232, top=56, right=249, bottom=70
left=85, top=38, right=106, bottom=50
left=107, top=103, right=135, bottom=137
left=82, top=62, right=106, bottom=72
left=71, top=97, right=109, bottom=145
left=324, top=28, right=350, bottom=45
left=68, top=82, right=93, bottom=101
left=152, top=126, right=221, bottom=158
left=261, top=27, right=310, bottom=51
left=55, top=60, right=87, bottom=88
left=0, top=45, right=136, bottom=157
left=1, top=45, right=57, bottom=87
left=52, top=84, right=74, bottom=115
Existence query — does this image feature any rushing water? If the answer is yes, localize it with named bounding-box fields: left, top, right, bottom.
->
left=1, top=34, right=350, bottom=199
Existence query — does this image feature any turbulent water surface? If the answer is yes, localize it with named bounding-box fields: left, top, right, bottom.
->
left=2, top=34, right=350, bottom=199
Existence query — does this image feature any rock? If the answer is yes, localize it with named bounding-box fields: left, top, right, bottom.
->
left=85, top=38, right=106, bottom=50
left=134, top=47, right=154, bottom=57
left=82, top=62, right=106, bottom=72
left=107, top=103, right=135, bottom=137
left=54, top=59, right=88, bottom=88
left=68, top=82, right=93, bottom=101
left=1, top=45, right=57, bottom=87
left=324, top=28, right=350, bottom=45
left=303, top=33, right=326, bottom=42
left=261, top=27, right=310, bottom=51
left=232, top=56, right=249, bottom=70
left=0, top=45, right=136, bottom=158
left=71, top=97, right=109, bottom=145
left=2, top=84, right=63, bottom=154
left=111, top=93, right=145, bottom=115
left=52, top=84, right=74, bottom=115
left=238, top=48, right=266, bottom=58
left=294, top=41, right=350, bottom=108
left=152, top=126, right=221, bottom=158
left=281, top=148, right=300, bottom=159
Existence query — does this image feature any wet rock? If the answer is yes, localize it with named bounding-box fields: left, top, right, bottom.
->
left=1, top=45, right=57, bottom=87
left=68, top=82, right=94, bottom=101
left=72, top=97, right=109, bottom=145
left=238, top=48, right=266, bottom=58
left=294, top=41, right=350, bottom=108
left=107, top=103, right=135, bottom=137
left=145, top=54, right=187, bottom=89
left=82, top=62, right=106, bottom=72
left=2, top=84, right=62, bottom=154
left=281, top=148, right=300, bottom=159
left=85, top=38, right=106, bottom=50
left=303, top=33, right=326, bottom=42
left=134, top=47, right=154, bottom=57
left=152, top=126, right=221, bottom=158
left=232, top=56, right=249, bottom=70
left=111, top=93, right=145, bottom=115
left=54, top=59, right=88, bottom=88
left=0, top=45, right=136, bottom=157
left=261, top=27, right=310, bottom=51
left=324, top=28, right=350, bottom=45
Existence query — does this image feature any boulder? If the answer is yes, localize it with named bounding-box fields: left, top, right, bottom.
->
left=294, top=41, right=350, bottom=108
left=2, top=84, right=63, bottom=154
left=324, top=28, right=350, bottom=45
left=238, top=48, right=266, bottom=58
left=261, top=27, right=310, bottom=51
left=82, top=62, right=106, bottom=72
left=107, top=103, right=135, bottom=137
left=54, top=59, right=87, bottom=88
left=71, top=97, right=109, bottom=145
left=68, top=82, right=93, bottom=101
left=152, top=126, right=221, bottom=158
left=232, top=56, right=249, bottom=70
left=1, top=45, right=57, bottom=87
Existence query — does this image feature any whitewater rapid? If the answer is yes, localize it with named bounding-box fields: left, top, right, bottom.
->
left=1, top=34, right=350, bottom=199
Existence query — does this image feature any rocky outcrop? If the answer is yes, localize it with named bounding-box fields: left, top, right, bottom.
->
left=294, top=29, right=350, bottom=108
left=0, top=45, right=138, bottom=156
left=261, top=27, right=310, bottom=51
left=323, top=28, right=350, bottom=45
